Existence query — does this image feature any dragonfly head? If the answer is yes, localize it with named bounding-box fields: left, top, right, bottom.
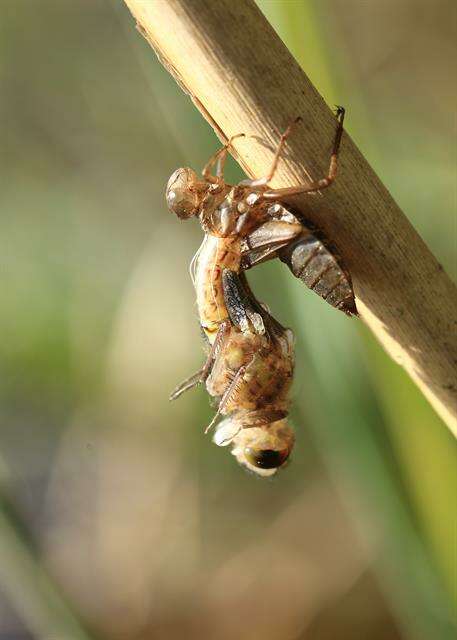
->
left=166, top=167, right=201, bottom=220
left=214, top=418, right=294, bottom=477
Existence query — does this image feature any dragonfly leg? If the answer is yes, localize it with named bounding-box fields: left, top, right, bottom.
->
left=202, top=133, right=245, bottom=183
left=169, top=320, right=231, bottom=400
left=204, top=356, right=256, bottom=434
left=239, top=117, right=301, bottom=188
left=169, top=369, right=205, bottom=401
left=238, top=407, right=288, bottom=428
left=261, top=106, right=345, bottom=199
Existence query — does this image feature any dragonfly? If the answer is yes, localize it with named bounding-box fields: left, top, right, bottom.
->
left=166, top=107, right=355, bottom=474
left=171, top=269, right=295, bottom=476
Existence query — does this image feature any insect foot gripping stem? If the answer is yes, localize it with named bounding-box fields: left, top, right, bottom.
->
left=213, top=417, right=295, bottom=478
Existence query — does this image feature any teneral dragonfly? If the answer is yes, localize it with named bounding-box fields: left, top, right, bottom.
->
left=166, top=107, right=355, bottom=474
left=171, top=270, right=295, bottom=476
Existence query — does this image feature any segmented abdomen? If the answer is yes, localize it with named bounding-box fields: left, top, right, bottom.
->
left=195, top=234, right=242, bottom=342
left=280, top=232, right=357, bottom=315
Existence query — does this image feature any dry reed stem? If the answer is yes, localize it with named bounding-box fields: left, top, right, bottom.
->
left=124, top=0, right=457, bottom=436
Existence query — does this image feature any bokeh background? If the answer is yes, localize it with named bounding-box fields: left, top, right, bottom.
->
left=1, top=1, right=456, bottom=639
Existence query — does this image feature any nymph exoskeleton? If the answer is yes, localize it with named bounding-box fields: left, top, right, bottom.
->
left=166, top=107, right=357, bottom=317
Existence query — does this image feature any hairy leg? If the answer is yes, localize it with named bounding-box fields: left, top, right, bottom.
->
left=202, top=133, right=245, bottom=183
left=261, top=107, right=345, bottom=199
left=239, top=117, right=302, bottom=188
left=169, top=320, right=231, bottom=400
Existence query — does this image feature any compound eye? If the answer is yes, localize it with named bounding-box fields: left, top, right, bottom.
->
left=244, top=447, right=290, bottom=470
left=166, top=168, right=199, bottom=219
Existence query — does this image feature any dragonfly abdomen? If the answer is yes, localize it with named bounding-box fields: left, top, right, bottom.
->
left=280, top=233, right=357, bottom=315
left=195, top=234, right=242, bottom=341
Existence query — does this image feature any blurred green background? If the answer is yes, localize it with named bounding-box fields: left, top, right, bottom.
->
left=1, top=1, right=456, bottom=639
